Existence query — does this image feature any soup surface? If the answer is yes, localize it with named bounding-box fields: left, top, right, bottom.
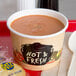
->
left=11, top=15, right=64, bottom=36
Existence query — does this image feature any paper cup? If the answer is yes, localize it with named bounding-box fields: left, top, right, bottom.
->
left=7, top=9, right=68, bottom=71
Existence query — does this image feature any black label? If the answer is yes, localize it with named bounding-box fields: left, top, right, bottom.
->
left=21, top=43, right=53, bottom=65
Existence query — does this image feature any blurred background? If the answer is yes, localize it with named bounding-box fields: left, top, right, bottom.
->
left=0, top=0, right=76, bottom=20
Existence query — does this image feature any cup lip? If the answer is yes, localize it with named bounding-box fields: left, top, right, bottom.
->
left=7, top=9, right=68, bottom=39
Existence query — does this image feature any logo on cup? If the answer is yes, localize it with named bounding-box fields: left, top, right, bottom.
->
left=21, top=43, right=53, bottom=65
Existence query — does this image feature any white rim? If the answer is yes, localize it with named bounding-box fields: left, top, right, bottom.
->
left=7, top=9, right=68, bottom=39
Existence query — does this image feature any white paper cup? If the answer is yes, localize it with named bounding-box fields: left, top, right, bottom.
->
left=7, top=9, right=68, bottom=71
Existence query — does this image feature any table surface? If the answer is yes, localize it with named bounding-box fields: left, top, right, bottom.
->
left=0, top=20, right=76, bottom=76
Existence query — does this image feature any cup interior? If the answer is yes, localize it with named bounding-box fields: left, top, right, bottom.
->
left=7, top=9, right=68, bottom=39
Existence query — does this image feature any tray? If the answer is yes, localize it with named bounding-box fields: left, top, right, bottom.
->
left=0, top=20, right=76, bottom=76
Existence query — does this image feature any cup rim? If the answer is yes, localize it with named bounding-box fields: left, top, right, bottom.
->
left=7, top=9, right=68, bottom=39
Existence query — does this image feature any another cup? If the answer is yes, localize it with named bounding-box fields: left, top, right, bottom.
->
left=7, top=9, right=68, bottom=71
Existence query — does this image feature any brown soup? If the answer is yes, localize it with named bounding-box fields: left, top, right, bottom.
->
left=11, top=15, right=64, bottom=36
